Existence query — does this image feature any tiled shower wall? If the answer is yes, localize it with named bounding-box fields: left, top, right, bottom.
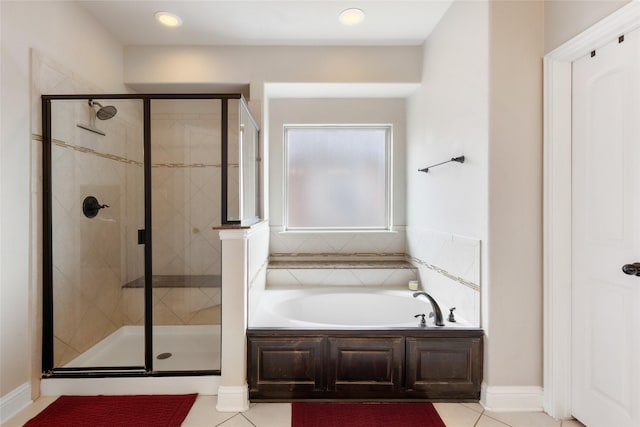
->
left=35, top=58, right=145, bottom=365
left=51, top=135, right=143, bottom=366
left=149, top=100, right=222, bottom=279
left=143, top=99, right=223, bottom=326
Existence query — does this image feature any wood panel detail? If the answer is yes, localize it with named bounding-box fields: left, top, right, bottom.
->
left=329, top=337, right=404, bottom=396
left=248, top=336, right=325, bottom=399
left=406, top=337, right=482, bottom=399
left=247, top=329, right=483, bottom=401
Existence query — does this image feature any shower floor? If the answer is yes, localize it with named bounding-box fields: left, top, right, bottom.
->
left=65, top=325, right=221, bottom=371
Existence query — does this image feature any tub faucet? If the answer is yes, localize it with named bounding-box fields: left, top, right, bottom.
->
left=412, top=292, right=445, bottom=326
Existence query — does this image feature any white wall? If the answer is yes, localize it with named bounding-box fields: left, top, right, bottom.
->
left=123, top=45, right=422, bottom=136
left=124, top=46, right=423, bottom=99
left=406, top=0, right=544, bottom=407
left=487, top=0, right=544, bottom=392
left=407, top=1, right=488, bottom=240
left=544, top=0, right=633, bottom=53
left=406, top=0, right=488, bottom=328
left=0, top=0, right=125, bottom=405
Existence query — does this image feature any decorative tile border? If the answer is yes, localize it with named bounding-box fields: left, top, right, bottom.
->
left=406, top=255, right=480, bottom=292
left=270, top=252, right=406, bottom=259
left=265, top=252, right=474, bottom=289
left=33, top=133, right=142, bottom=166
left=33, top=133, right=237, bottom=168
left=151, top=163, right=237, bottom=168
left=268, top=260, right=416, bottom=269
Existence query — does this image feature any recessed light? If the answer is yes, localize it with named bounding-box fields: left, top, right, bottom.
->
left=154, top=11, right=182, bottom=27
left=339, top=8, right=365, bottom=26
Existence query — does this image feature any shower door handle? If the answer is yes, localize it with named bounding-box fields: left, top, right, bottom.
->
left=622, top=263, right=640, bottom=276
left=138, top=229, right=146, bottom=245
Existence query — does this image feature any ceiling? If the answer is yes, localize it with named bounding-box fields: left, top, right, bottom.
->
left=77, top=1, right=454, bottom=46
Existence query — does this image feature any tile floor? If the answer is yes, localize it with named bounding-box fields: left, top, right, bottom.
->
left=2, top=396, right=586, bottom=427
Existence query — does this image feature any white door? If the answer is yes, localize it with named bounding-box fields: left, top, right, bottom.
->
left=572, top=29, right=640, bottom=427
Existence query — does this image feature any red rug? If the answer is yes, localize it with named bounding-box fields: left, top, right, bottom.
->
left=291, top=402, right=446, bottom=427
left=24, top=394, right=197, bottom=427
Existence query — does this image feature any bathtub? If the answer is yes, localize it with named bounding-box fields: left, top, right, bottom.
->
left=249, top=287, right=470, bottom=329
left=248, top=287, right=483, bottom=400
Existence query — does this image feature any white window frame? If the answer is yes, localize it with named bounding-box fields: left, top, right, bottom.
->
left=283, top=124, right=393, bottom=232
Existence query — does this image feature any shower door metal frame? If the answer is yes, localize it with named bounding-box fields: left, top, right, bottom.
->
left=41, top=93, right=256, bottom=378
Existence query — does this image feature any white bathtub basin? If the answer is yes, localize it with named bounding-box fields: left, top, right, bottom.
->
left=249, top=287, right=470, bottom=329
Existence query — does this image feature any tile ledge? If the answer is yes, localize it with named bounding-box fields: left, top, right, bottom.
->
left=277, top=229, right=401, bottom=234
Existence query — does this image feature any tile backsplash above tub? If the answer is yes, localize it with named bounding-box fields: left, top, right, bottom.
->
left=266, top=260, right=417, bottom=288
left=267, top=226, right=411, bottom=288
left=406, top=227, right=481, bottom=327
left=265, top=225, right=481, bottom=327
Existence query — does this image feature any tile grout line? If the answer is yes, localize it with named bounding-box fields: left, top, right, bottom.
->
left=240, top=412, right=258, bottom=426
left=478, top=411, right=517, bottom=427
left=214, top=412, right=241, bottom=427
left=471, top=408, right=485, bottom=427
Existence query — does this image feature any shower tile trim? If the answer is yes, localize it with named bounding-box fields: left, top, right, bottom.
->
left=34, top=133, right=238, bottom=169
left=33, top=133, right=142, bottom=166
left=151, top=163, right=238, bottom=168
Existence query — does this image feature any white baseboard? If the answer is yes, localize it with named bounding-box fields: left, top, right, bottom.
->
left=481, top=384, right=544, bottom=412
left=1, top=382, right=32, bottom=424
left=216, top=385, right=249, bottom=412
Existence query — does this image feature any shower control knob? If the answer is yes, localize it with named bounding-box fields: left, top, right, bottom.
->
left=82, top=196, right=109, bottom=218
left=622, top=263, right=640, bottom=276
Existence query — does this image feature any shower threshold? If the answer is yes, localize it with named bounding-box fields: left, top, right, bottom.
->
left=41, top=374, right=221, bottom=396
left=42, top=325, right=222, bottom=396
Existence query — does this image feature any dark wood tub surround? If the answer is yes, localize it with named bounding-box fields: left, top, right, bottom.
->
left=247, top=328, right=483, bottom=401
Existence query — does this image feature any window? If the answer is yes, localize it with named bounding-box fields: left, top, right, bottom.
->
left=285, top=125, right=391, bottom=230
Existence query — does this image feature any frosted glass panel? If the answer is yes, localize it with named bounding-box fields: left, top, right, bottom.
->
left=286, top=127, right=389, bottom=229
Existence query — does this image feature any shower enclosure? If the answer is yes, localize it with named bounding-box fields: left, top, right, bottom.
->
left=41, top=94, right=259, bottom=376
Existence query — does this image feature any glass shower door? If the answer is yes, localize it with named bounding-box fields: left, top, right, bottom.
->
left=48, top=98, right=145, bottom=370
left=150, top=99, right=222, bottom=372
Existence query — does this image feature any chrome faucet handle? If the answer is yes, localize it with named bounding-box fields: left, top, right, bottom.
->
left=414, top=313, right=427, bottom=327
left=412, top=292, right=445, bottom=326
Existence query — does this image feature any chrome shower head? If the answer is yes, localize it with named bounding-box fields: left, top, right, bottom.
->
left=89, top=100, right=117, bottom=120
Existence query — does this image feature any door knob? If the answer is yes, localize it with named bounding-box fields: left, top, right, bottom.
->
left=622, top=263, right=640, bottom=276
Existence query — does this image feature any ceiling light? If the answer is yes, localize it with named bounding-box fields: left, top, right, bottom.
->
left=339, top=8, right=365, bottom=26
left=154, top=11, right=182, bottom=27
